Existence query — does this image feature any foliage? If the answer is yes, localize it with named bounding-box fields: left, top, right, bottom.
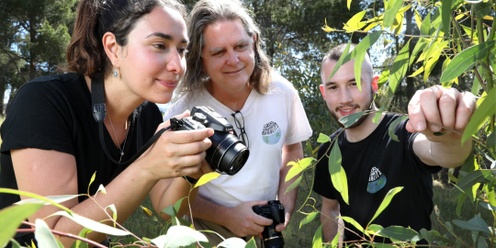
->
left=0, top=172, right=255, bottom=248
left=0, top=0, right=76, bottom=114
left=1, top=0, right=495, bottom=247
left=286, top=0, right=496, bottom=246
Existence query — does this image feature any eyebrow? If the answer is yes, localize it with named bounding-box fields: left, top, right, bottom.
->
left=325, top=78, right=356, bottom=86
left=146, top=32, right=188, bottom=44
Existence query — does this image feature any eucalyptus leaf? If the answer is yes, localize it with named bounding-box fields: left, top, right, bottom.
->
left=383, top=0, right=404, bottom=28
left=317, top=133, right=331, bottom=143
left=151, top=225, right=208, bottom=248
left=452, top=214, right=490, bottom=234
left=0, top=203, right=44, bottom=248
left=368, top=187, right=403, bottom=225
left=217, top=237, right=247, bottom=248
left=299, top=211, right=318, bottom=228
left=329, top=143, right=349, bottom=205
left=51, top=211, right=130, bottom=236
left=440, top=41, right=496, bottom=83
left=312, top=224, right=323, bottom=248
left=35, top=219, right=61, bottom=248
left=462, top=87, right=496, bottom=143
left=339, top=111, right=366, bottom=128
left=378, top=225, right=419, bottom=242
left=194, top=172, right=221, bottom=188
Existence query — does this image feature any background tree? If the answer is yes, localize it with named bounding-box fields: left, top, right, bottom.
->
left=0, top=0, right=76, bottom=114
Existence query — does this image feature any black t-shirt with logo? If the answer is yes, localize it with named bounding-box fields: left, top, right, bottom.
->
left=313, top=113, right=441, bottom=243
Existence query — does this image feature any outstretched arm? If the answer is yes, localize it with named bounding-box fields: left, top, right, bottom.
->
left=406, top=85, right=477, bottom=167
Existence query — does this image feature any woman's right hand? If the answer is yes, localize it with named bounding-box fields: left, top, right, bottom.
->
left=138, top=111, right=214, bottom=180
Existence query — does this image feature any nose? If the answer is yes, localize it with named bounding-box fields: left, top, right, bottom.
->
left=339, top=88, right=353, bottom=104
left=166, top=50, right=185, bottom=75
left=226, top=50, right=239, bottom=65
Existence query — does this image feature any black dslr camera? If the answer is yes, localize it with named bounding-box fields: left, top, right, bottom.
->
left=252, top=200, right=285, bottom=248
left=169, top=106, right=249, bottom=175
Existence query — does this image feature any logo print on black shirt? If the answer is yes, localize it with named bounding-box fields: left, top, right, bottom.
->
left=367, top=167, right=387, bottom=193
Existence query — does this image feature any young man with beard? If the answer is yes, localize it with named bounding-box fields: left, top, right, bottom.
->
left=312, top=43, right=477, bottom=245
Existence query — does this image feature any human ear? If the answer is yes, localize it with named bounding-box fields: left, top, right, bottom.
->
left=371, top=75, right=379, bottom=92
left=319, top=84, right=326, bottom=99
left=102, top=32, right=120, bottom=67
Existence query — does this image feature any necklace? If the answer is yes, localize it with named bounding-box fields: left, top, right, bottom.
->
left=107, top=114, right=129, bottom=163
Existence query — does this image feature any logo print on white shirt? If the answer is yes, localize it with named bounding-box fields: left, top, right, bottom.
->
left=262, top=121, right=281, bottom=145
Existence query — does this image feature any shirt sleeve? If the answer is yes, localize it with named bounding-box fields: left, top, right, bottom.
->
left=1, top=82, right=75, bottom=155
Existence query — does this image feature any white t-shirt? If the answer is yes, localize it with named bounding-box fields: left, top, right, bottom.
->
left=163, top=73, right=312, bottom=207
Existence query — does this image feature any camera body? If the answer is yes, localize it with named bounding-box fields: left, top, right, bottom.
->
left=170, top=106, right=249, bottom=175
left=252, top=200, right=285, bottom=248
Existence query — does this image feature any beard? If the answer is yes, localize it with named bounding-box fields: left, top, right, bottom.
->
left=330, top=91, right=375, bottom=129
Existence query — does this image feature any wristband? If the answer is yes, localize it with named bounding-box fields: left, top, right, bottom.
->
left=182, top=176, right=199, bottom=185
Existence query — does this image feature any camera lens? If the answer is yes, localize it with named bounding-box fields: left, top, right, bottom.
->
left=206, top=133, right=249, bottom=175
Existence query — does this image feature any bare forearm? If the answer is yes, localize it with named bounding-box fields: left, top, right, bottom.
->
left=191, top=195, right=229, bottom=226
left=54, top=163, right=159, bottom=245
left=151, top=177, right=198, bottom=220
left=415, top=134, right=473, bottom=168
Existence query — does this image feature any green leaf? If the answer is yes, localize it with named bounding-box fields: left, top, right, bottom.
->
left=51, top=211, right=130, bottom=236
left=383, top=0, right=404, bottom=28
left=325, top=32, right=381, bottom=86
left=317, top=133, right=331, bottom=143
left=351, top=32, right=382, bottom=90
left=0, top=203, right=44, bottom=248
left=311, top=224, right=323, bottom=248
left=329, top=143, right=349, bottom=205
left=423, top=39, right=449, bottom=82
left=299, top=211, right=318, bottom=228
left=452, top=214, right=491, bottom=234
left=388, top=116, right=407, bottom=142
left=285, top=175, right=302, bottom=194
left=74, top=228, right=91, bottom=248
left=440, top=41, right=496, bottom=83
left=462, top=87, right=496, bottom=143
left=341, top=216, right=364, bottom=233
left=441, top=0, right=452, bottom=37
left=35, top=219, right=61, bottom=248
left=0, top=188, right=74, bottom=213
left=286, top=157, right=315, bottom=181
left=368, top=186, right=403, bottom=225
left=151, top=225, right=208, bottom=247
left=389, top=40, right=411, bottom=94
left=377, top=225, right=420, bottom=242
left=88, top=172, right=96, bottom=194
left=339, top=111, right=366, bottom=128
left=456, top=170, right=494, bottom=193
left=245, top=237, right=257, bottom=248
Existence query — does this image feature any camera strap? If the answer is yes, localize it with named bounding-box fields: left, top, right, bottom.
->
left=91, top=74, right=169, bottom=166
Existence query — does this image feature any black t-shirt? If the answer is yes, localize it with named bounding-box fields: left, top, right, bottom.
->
left=0, top=73, right=162, bottom=236
left=313, top=113, right=441, bottom=243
